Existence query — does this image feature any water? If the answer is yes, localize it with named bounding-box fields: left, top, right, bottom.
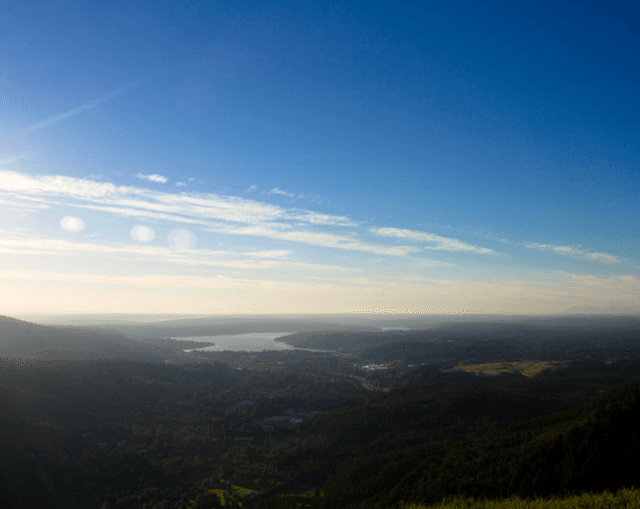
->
left=176, top=328, right=415, bottom=353
left=175, top=332, right=296, bottom=352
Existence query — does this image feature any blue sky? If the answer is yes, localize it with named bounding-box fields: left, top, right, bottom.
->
left=0, top=0, right=638, bottom=315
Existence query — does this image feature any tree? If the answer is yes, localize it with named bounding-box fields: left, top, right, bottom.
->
left=194, top=491, right=221, bottom=508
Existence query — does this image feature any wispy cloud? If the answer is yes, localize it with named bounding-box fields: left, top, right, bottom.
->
left=370, top=227, right=498, bottom=255
left=0, top=170, right=417, bottom=256
left=136, top=173, right=168, bottom=183
left=269, top=187, right=296, bottom=197
left=208, top=224, right=420, bottom=256
left=0, top=197, right=50, bottom=211
left=0, top=171, right=297, bottom=223
left=240, top=250, right=291, bottom=258
left=525, top=242, right=621, bottom=263
left=0, top=231, right=357, bottom=273
left=289, top=211, right=357, bottom=226
left=0, top=269, right=277, bottom=290
left=415, top=259, right=457, bottom=267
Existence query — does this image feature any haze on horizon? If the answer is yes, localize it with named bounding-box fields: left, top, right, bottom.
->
left=0, top=0, right=638, bottom=316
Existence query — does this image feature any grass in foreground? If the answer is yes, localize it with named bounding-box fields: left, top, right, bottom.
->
left=396, top=487, right=640, bottom=509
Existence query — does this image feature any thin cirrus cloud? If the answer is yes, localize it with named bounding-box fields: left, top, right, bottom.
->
left=526, top=242, right=621, bottom=263
left=18, top=81, right=142, bottom=136
left=370, top=227, right=498, bottom=255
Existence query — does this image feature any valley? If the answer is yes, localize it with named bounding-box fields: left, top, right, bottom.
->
left=1, top=314, right=640, bottom=508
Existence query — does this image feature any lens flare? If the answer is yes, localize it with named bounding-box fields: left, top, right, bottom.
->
left=130, top=225, right=155, bottom=243
left=167, top=229, right=196, bottom=249
left=60, top=216, right=85, bottom=232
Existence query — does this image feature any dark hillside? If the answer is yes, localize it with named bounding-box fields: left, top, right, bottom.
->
left=315, top=371, right=640, bottom=508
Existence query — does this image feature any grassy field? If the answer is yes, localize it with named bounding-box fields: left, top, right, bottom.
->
left=396, top=487, right=640, bottom=509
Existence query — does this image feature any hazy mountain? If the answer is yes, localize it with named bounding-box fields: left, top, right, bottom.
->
left=24, top=312, right=640, bottom=339
left=0, top=315, right=179, bottom=362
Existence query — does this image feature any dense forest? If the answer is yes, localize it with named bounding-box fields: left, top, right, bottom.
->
left=1, top=315, right=639, bottom=508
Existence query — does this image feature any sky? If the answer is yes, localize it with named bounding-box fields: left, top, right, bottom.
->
left=0, top=0, right=638, bottom=316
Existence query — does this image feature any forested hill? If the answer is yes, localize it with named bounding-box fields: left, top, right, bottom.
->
left=274, top=318, right=640, bottom=364
left=0, top=315, right=185, bottom=362
left=276, top=317, right=640, bottom=348
left=316, top=371, right=640, bottom=509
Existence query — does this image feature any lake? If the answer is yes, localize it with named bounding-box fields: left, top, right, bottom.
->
left=175, top=327, right=413, bottom=353
left=175, top=332, right=296, bottom=352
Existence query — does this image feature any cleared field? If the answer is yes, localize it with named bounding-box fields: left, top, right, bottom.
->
left=447, top=361, right=564, bottom=377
